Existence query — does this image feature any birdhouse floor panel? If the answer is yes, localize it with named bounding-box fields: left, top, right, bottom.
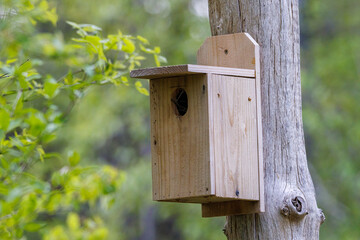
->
left=201, top=200, right=261, bottom=217
left=158, top=195, right=258, bottom=204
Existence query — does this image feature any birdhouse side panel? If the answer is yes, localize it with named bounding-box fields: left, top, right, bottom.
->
left=150, top=75, right=212, bottom=201
left=208, top=74, right=259, bottom=201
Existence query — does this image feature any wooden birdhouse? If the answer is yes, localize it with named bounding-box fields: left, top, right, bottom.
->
left=130, top=33, right=264, bottom=217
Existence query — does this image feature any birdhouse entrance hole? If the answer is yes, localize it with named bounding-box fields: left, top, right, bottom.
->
left=171, top=88, right=188, bottom=116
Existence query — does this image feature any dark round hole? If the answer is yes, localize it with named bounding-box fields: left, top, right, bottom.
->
left=171, top=88, right=188, bottom=116
left=224, top=49, right=229, bottom=55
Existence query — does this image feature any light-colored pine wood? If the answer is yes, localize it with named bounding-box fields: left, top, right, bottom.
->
left=197, top=33, right=256, bottom=70
left=197, top=33, right=264, bottom=216
left=253, top=36, right=265, bottom=212
left=159, top=195, right=249, bottom=203
left=131, top=33, right=264, bottom=216
left=208, top=74, right=259, bottom=201
left=149, top=71, right=261, bottom=206
left=150, top=74, right=212, bottom=201
left=130, top=64, right=255, bottom=79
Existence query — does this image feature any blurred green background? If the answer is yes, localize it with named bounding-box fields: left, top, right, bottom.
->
left=33, top=0, right=360, bottom=239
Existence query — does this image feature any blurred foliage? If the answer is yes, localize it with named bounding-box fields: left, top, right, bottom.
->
left=56, top=0, right=210, bottom=66
left=52, top=0, right=225, bottom=240
left=0, top=0, right=164, bottom=239
left=301, top=0, right=360, bottom=239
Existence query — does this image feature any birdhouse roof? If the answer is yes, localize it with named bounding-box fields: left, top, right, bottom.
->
left=130, top=64, right=255, bottom=79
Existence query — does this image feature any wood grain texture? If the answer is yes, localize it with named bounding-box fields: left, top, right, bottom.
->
left=197, top=33, right=256, bottom=70
left=208, top=0, right=322, bottom=239
left=253, top=35, right=265, bottom=212
left=150, top=72, right=261, bottom=207
left=197, top=33, right=264, bottom=216
left=150, top=74, right=211, bottom=201
left=130, top=64, right=255, bottom=79
left=208, top=74, right=259, bottom=201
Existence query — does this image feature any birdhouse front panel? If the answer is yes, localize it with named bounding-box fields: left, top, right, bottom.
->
left=150, top=74, right=212, bottom=201
left=207, top=74, right=259, bottom=201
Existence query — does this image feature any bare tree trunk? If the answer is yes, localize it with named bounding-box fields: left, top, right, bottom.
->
left=207, top=0, right=325, bottom=239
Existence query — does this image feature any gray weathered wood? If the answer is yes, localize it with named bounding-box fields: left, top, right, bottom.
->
left=208, top=0, right=324, bottom=239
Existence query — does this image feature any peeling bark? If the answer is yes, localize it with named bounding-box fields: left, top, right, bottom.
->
left=208, top=0, right=323, bottom=239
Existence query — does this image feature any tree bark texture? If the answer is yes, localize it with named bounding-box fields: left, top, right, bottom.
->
left=207, top=0, right=324, bottom=239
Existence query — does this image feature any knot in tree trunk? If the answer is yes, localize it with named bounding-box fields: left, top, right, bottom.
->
left=318, top=208, right=326, bottom=225
left=281, top=194, right=308, bottom=220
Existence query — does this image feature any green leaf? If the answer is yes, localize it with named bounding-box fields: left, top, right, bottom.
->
left=1, top=157, right=9, bottom=170
left=98, top=45, right=107, bottom=62
left=45, top=8, right=58, bottom=26
left=85, top=35, right=101, bottom=48
left=158, top=55, right=167, bottom=64
left=6, top=187, right=23, bottom=202
left=89, top=227, right=109, bottom=240
left=8, top=119, right=23, bottom=132
left=66, top=21, right=81, bottom=29
left=15, top=60, right=32, bottom=76
left=45, top=226, right=69, bottom=240
left=6, top=59, right=17, bottom=65
left=64, top=71, right=73, bottom=85
left=80, top=24, right=102, bottom=33
left=67, top=212, right=80, bottom=231
left=84, top=65, right=95, bottom=76
left=27, top=112, right=46, bottom=135
left=137, top=35, right=149, bottom=45
left=68, top=151, right=80, bottom=166
left=114, top=61, right=126, bottom=69
left=45, top=193, right=62, bottom=213
left=121, top=38, right=135, bottom=53
left=51, top=172, right=63, bottom=186
left=121, top=76, right=129, bottom=86
left=135, top=81, right=149, bottom=96
left=139, top=44, right=155, bottom=54
left=0, top=129, right=4, bottom=141
left=37, top=1, right=58, bottom=25
left=18, top=75, right=30, bottom=89
left=0, top=109, right=10, bottom=131
left=37, top=146, right=45, bottom=162
left=44, top=79, right=60, bottom=99
left=0, top=96, right=6, bottom=106
left=134, top=56, right=146, bottom=61
left=13, top=93, right=23, bottom=114
left=154, top=55, right=160, bottom=67
left=154, top=46, right=161, bottom=54
left=24, top=222, right=46, bottom=232
left=67, top=21, right=88, bottom=37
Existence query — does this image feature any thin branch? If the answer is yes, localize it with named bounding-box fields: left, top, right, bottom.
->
left=20, top=58, right=30, bottom=66
left=0, top=73, right=10, bottom=79
left=0, top=214, right=13, bottom=221
left=56, top=69, right=84, bottom=83
left=1, top=87, right=39, bottom=97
